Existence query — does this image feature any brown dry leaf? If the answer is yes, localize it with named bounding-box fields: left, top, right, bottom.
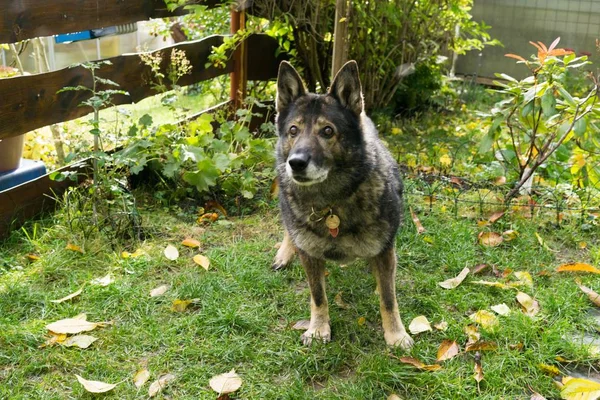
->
left=197, top=212, right=219, bottom=224
left=469, top=310, right=499, bottom=330
left=576, top=280, right=600, bottom=307
left=90, top=274, right=113, bottom=287
left=473, top=353, right=484, bottom=383
left=292, top=320, right=310, bottom=330
left=164, top=244, right=179, bottom=261
left=45, top=316, right=103, bottom=335
left=465, top=341, right=498, bottom=352
left=478, top=232, right=503, bottom=247
left=50, top=285, right=85, bottom=304
left=209, top=369, right=243, bottom=395
left=472, top=264, right=490, bottom=275
left=409, top=315, right=432, bottom=335
left=438, top=267, right=470, bottom=289
left=502, top=230, right=519, bottom=241
left=62, top=334, right=98, bottom=349
left=334, top=292, right=350, bottom=309
left=560, top=376, right=600, bottom=399
left=464, top=324, right=480, bottom=345
left=66, top=243, right=84, bottom=253
left=410, top=207, right=426, bottom=234
left=171, top=299, right=193, bottom=312
left=490, top=303, right=511, bottom=316
left=538, top=363, right=560, bottom=376
left=193, top=254, right=210, bottom=271
left=133, top=369, right=151, bottom=389
left=181, top=238, right=201, bottom=248
left=149, top=284, right=169, bottom=297
left=39, top=332, right=67, bottom=348
left=75, top=374, right=117, bottom=394
left=516, top=292, right=540, bottom=316
left=471, top=280, right=512, bottom=290
left=149, top=373, right=176, bottom=397
left=437, top=340, right=460, bottom=362
left=434, top=321, right=449, bottom=331
left=205, top=200, right=228, bottom=217
left=557, top=263, right=600, bottom=274
left=26, top=254, right=40, bottom=261
left=398, top=357, right=442, bottom=371
left=488, top=211, right=505, bottom=224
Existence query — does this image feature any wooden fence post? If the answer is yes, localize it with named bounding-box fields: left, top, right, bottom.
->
left=230, top=4, right=247, bottom=108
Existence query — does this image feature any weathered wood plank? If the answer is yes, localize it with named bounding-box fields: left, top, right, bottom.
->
left=0, top=0, right=225, bottom=44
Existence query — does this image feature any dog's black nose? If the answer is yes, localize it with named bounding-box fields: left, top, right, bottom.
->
left=288, top=153, right=310, bottom=172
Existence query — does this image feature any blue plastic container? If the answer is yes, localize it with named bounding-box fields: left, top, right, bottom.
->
left=0, top=159, right=47, bottom=192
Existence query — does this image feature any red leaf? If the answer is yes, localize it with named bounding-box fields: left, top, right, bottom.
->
left=505, top=53, right=527, bottom=62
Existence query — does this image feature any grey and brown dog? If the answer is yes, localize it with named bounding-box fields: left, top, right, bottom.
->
left=272, top=60, right=414, bottom=350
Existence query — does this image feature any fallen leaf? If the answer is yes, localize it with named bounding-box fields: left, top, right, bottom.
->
left=410, top=207, right=426, bottom=234
left=478, top=232, right=503, bottom=247
left=122, top=248, right=144, bottom=258
left=171, top=299, right=193, bottom=312
left=510, top=343, right=524, bottom=351
left=472, top=264, right=490, bottom=274
left=66, top=243, right=84, bottom=253
left=535, top=232, right=558, bottom=252
left=516, top=292, right=540, bottom=316
left=434, top=321, right=449, bottom=331
left=164, top=245, right=179, bottom=261
left=439, top=267, right=470, bottom=289
left=502, top=230, right=519, bottom=241
left=465, top=341, right=498, bottom=352
left=530, top=391, right=547, bottom=400
left=473, top=353, right=484, bottom=383
left=181, top=238, right=201, bottom=248
left=292, top=320, right=310, bottom=330
left=205, top=200, right=228, bottom=217
left=491, top=303, right=511, bottom=316
left=334, top=292, right=350, bottom=309
left=39, top=332, right=67, bottom=348
left=209, top=369, right=243, bottom=395
left=557, top=263, right=600, bottom=274
left=398, top=357, right=442, bottom=371
left=26, top=254, right=40, bottom=261
left=464, top=324, right=480, bottom=345
left=75, top=374, right=117, bottom=393
left=513, top=271, right=533, bottom=288
left=576, top=281, right=600, bottom=307
left=423, top=235, right=434, bottom=244
left=488, top=211, right=505, bottom=223
left=197, top=212, right=219, bottom=224
left=409, top=315, right=432, bottom=334
left=387, top=395, right=403, bottom=400
left=50, top=285, right=85, bottom=303
left=193, top=254, right=210, bottom=271
left=149, top=373, right=176, bottom=397
left=471, top=280, right=512, bottom=290
left=437, top=340, right=460, bottom=362
left=150, top=284, right=169, bottom=297
left=579, top=242, right=588, bottom=249
left=133, top=369, right=151, bottom=389
left=357, top=316, right=366, bottom=326
left=538, top=363, right=560, bottom=376
left=90, top=274, right=113, bottom=287
left=62, top=334, right=98, bottom=349
left=560, top=376, right=600, bottom=399
left=469, top=310, right=499, bottom=330
left=46, top=317, right=102, bottom=334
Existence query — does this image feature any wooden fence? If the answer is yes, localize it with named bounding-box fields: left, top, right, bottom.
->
left=0, top=0, right=286, bottom=238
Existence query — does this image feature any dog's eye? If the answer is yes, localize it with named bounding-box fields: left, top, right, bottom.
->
left=322, top=126, right=334, bottom=138
left=289, top=125, right=298, bottom=137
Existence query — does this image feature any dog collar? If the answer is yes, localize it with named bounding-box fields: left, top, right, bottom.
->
left=309, top=207, right=340, bottom=238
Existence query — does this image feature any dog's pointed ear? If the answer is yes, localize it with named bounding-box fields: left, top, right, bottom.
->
left=276, top=61, right=307, bottom=112
left=328, top=60, right=364, bottom=116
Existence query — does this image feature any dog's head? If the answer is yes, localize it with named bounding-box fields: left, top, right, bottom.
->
left=275, top=61, right=365, bottom=186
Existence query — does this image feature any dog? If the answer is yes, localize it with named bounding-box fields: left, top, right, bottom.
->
left=272, top=60, right=414, bottom=350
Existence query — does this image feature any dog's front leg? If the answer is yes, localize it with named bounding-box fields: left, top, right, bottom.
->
left=370, top=245, right=414, bottom=350
left=298, top=250, right=330, bottom=345
left=272, top=228, right=296, bottom=270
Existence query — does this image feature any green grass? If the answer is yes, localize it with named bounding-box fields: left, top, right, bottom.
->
left=1, top=199, right=600, bottom=399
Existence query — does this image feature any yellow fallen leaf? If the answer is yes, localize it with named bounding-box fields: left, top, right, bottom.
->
left=491, top=303, right=511, bottom=316
left=464, top=324, right=480, bottom=345
left=171, top=299, right=193, bottom=312
left=357, top=316, right=366, bottom=326
left=471, top=280, right=512, bottom=290
left=181, top=238, right=201, bottom=248
left=133, top=369, right=151, bottom=389
left=39, top=332, right=67, bottom=348
left=535, top=232, right=558, bottom=252
left=434, top=321, right=449, bottom=331
left=557, top=263, right=600, bottom=274
left=62, top=334, right=98, bottom=349
left=292, top=320, right=310, bottom=330
left=122, top=248, right=144, bottom=258
left=478, top=231, right=503, bottom=247
left=511, top=271, right=533, bottom=288
left=75, top=374, right=117, bottom=393
left=192, top=254, right=210, bottom=271
left=209, top=369, right=243, bottom=395
left=205, top=200, right=228, bottom=217
left=334, top=292, right=350, bottom=309
left=26, top=254, right=40, bottom=261
left=503, top=230, right=519, bottom=241
left=579, top=242, right=588, bottom=249
left=469, top=310, right=498, bottom=330
left=50, top=285, right=85, bottom=303
left=437, top=340, right=460, bottom=362
left=164, top=244, right=179, bottom=261
left=516, top=291, right=540, bottom=316
left=561, top=376, right=600, bottom=399
left=66, top=243, right=84, bottom=253
left=149, top=373, right=176, bottom=397
left=45, top=317, right=102, bottom=334
left=465, top=341, right=498, bottom=352
left=90, top=274, right=113, bottom=287
left=538, top=363, right=560, bottom=376
left=576, top=281, right=600, bottom=307
left=409, top=315, right=432, bottom=334
left=149, top=284, right=169, bottom=297
left=398, top=356, right=442, bottom=371
left=439, top=267, right=470, bottom=289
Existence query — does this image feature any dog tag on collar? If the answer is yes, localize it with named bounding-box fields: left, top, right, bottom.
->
left=325, top=214, right=340, bottom=229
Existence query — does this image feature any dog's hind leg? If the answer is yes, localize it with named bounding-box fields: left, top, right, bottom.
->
left=298, top=250, right=331, bottom=345
left=370, top=245, right=414, bottom=350
left=272, top=229, right=296, bottom=270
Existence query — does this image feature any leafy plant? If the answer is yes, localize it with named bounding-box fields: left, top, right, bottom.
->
left=482, top=38, right=600, bottom=202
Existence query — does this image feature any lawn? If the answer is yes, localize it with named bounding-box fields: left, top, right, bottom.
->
left=1, top=186, right=600, bottom=399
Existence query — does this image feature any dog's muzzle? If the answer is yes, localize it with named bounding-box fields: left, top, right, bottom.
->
left=286, top=152, right=328, bottom=186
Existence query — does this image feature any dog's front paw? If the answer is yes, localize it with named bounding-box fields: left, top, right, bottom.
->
left=301, top=324, right=331, bottom=345
left=385, top=330, right=414, bottom=350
